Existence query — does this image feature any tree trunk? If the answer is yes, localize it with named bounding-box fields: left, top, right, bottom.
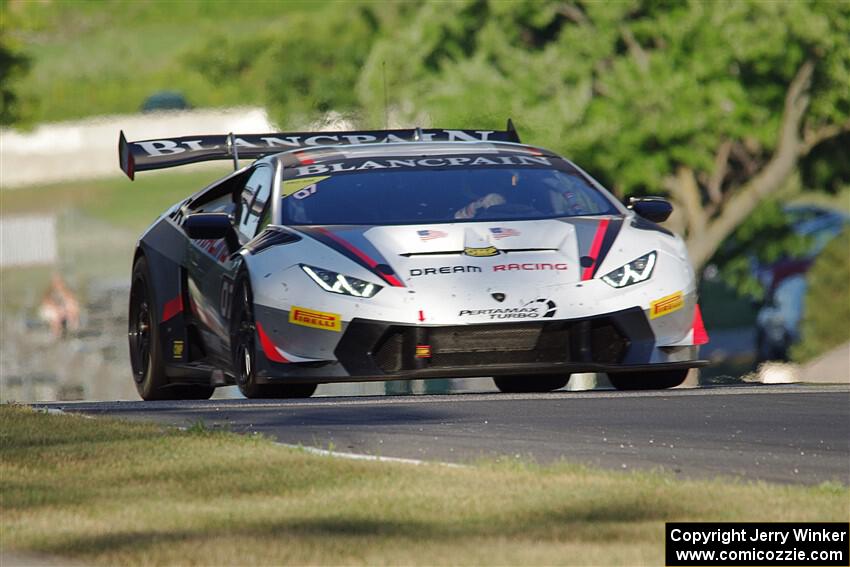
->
left=681, top=60, right=816, bottom=271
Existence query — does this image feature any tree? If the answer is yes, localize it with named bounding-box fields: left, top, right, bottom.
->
left=0, top=8, right=31, bottom=126
left=183, top=4, right=408, bottom=128
left=359, top=0, right=850, bottom=271
left=790, top=227, right=850, bottom=362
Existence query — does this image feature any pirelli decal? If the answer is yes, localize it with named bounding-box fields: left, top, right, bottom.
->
left=650, top=291, right=684, bottom=319
left=289, top=306, right=342, bottom=332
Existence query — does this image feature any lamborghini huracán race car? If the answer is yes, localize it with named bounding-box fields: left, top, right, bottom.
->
left=121, top=123, right=708, bottom=400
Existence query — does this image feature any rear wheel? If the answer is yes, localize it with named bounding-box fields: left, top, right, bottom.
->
left=128, top=256, right=214, bottom=401
left=493, top=374, right=569, bottom=393
left=607, top=369, right=689, bottom=390
left=231, top=272, right=317, bottom=399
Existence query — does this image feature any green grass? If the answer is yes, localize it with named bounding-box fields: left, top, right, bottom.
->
left=0, top=167, right=230, bottom=231
left=6, top=0, right=329, bottom=123
left=0, top=168, right=229, bottom=313
left=1, top=405, right=847, bottom=566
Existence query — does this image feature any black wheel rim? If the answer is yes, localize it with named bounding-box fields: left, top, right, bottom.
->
left=128, top=279, right=151, bottom=383
left=235, top=283, right=255, bottom=387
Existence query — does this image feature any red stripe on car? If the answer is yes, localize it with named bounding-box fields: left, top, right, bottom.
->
left=582, top=219, right=610, bottom=281
left=692, top=304, right=709, bottom=345
left=161, top=296, right=183, bottom=322
left=294, top=152, right=314, bottom=165
left=256, top=321, right=289, bottom=363
left=314, top=227, right=405, bottom=287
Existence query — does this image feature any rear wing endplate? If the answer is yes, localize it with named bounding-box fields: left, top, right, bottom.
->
left=118, top=120, right=521, bottom=180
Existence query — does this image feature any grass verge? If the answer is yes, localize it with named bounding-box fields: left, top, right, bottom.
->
left=1, top=167, right=230, bottom=232
left=1, top=168, right=232, bottom=313
left=1, top=405, right=848, bottom=566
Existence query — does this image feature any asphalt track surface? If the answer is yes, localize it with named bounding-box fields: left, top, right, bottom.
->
left=41, top=384, right=849, bottom=485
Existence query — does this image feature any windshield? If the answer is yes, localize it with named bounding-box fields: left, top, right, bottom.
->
left=281, top=167, right=619, bottom=226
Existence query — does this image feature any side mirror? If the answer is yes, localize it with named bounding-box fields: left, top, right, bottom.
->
left=628, top=197, right=673, bottom=223
left=183, top=213, right=239, bottom=252
left=184, top=213, right=232, bottom=239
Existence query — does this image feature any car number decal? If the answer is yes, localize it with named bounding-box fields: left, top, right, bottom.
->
left=281, top=176, right=329, bottom=198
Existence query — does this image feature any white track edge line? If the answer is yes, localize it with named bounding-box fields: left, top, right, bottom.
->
left=33, top=407, right=94, bottom=419
left=276, top=442, right=466, bottom=467
left=32, top=405, right=464, bottom=468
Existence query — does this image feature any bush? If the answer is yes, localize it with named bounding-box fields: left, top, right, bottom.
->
left=791, top=227, right=850, bottom=362
left=0, top=11, right=32, bottom=126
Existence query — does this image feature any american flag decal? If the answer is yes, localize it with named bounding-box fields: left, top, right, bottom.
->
left=490, top=227, right=520, bottom=239
left=417, top=230, right=447, bottom=241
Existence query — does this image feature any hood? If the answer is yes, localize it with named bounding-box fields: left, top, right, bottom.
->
left=295, top=216, right=626, bottom=289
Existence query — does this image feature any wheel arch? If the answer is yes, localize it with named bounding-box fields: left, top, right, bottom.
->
left=132, top=228, right=189, bottom=368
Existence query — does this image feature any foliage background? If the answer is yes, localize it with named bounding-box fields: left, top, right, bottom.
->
left=790, top=227, right=850, bottom=362
left=3, top=0, right=848, bottom=363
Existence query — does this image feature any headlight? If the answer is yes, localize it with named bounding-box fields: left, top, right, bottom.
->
left=601, top=251, right=657, bottom=288
left=300, top=264, right=382, bottom=298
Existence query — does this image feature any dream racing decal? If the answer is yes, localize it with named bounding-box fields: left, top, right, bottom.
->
left=289, top=306, right=342, bottom=332
left=410, top=266, right=482, bottom=276
left=464, top=246, right=499, bottom=257
left=493, top=263, right=567, bottom=271
left=650, top=291, right=684, bottom=319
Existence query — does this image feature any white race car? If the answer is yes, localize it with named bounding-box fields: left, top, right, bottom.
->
left=121, top=124, right=708, bottom=400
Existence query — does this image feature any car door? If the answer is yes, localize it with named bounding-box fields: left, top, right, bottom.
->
left=186, top=164, right=274, bottom=366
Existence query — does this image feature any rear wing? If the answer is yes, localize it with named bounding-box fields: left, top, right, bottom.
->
left=118, top=120, right=521, bottom=180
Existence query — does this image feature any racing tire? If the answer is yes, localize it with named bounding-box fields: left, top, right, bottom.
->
left=231, top=272, right=317, bottom=399
left=607, top=369, right=689, bottom=390
left=493, top=375, right=569, bottom=393
left=129, top=256, right=214, bottom=401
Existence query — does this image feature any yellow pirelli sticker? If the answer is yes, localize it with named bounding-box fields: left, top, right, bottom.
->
left=289, top=306, right=342, bottom=332
left=650, top=291, right=684, bottom=319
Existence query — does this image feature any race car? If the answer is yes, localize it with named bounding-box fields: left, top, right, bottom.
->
left=120, top=122, right=708, bottom=400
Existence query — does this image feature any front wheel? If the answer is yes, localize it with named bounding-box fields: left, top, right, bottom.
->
left=231, top=272, right=317, bottom=399
left=607, top=369, right=689, bottom=390
left=493, top=374, right=569, bottom=393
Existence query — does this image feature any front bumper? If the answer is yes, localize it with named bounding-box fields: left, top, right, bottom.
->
left=254, top=306, right=708, bottom=384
